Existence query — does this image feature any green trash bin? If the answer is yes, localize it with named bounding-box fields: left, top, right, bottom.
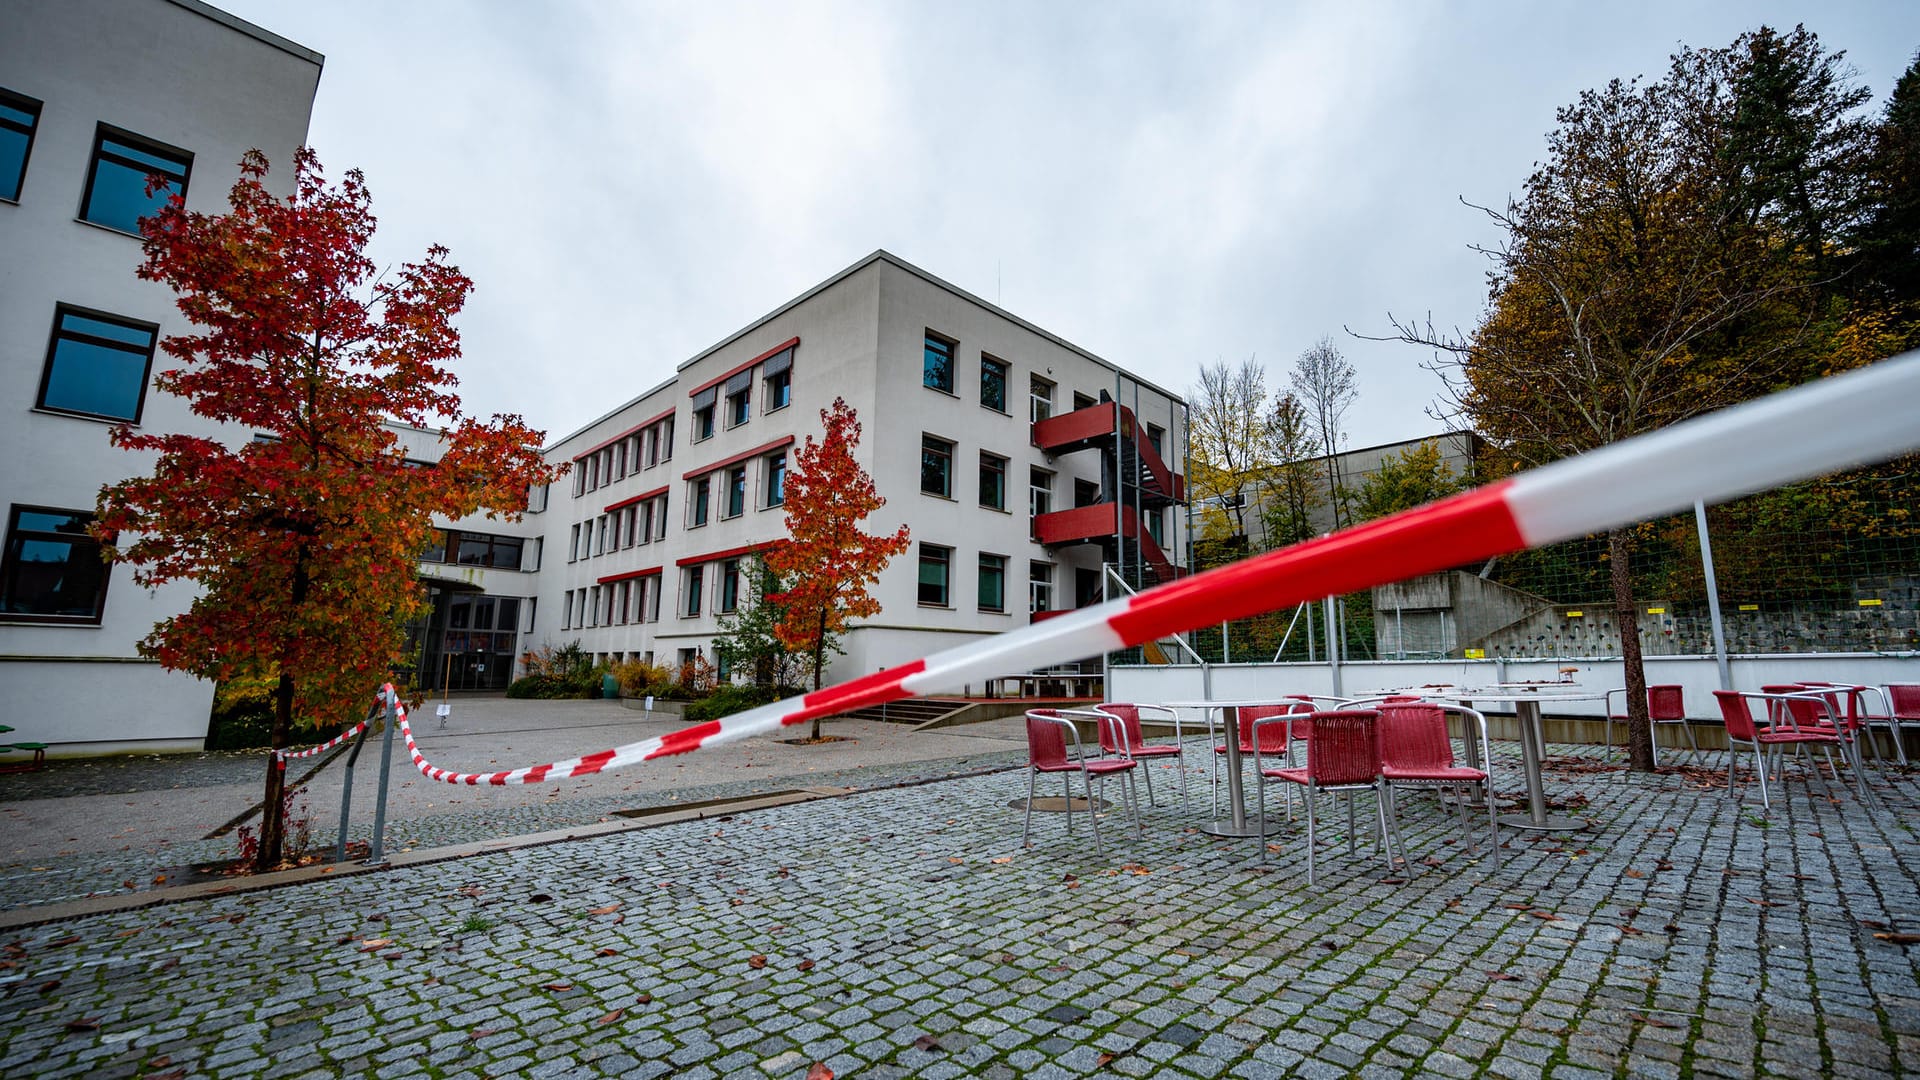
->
left=602, top=673, right=620, bottom=700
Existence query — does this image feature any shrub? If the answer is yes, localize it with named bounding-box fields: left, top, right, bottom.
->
left=612, top=660, right=676, bottom=699
left=515, top=640, right=600, bottom=698
left=683, top=683, right=786, bottom=722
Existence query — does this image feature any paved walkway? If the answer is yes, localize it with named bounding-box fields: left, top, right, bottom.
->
left=0, top=701, right=1917, bottom=1078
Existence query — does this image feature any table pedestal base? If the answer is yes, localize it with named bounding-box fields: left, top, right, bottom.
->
left=1199, top=817, right=1291, bottom=838
left=1496, top=811, right=1588, bottom=832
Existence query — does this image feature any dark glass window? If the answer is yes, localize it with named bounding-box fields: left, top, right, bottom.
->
left=766, top=368, right=791, bottom=411
left=725, top=466, right=747, bottom=517
left=685, top=566, right=704, bottom=616
left=1073, top=391, right=1096, bottom=411
left=978, top=553, right=1006, bottom=612
left=38, top=306, right=157, bottom=421
left=0, top=89, right=43, bottom=202
left=980, top=356, right=1008, bottom=412
left=727, top=386, right=751, bottom=426
left=979, top=452, right=1006, bottom=510
left=452, top=531, right=523, bottom=569
left=2, top=506, right=111, bottom=623
left=1147, top=423, right=1165, bottom=458
left=420, top=529, right=448, bottom=563
left=81, top=126, right=190, bottom=234
left=921, top=435, right=953, bottom=497
left=694, top=404, right=715, bottom=441
left=923, top=332, right=954, bottom=393
left=765, top=453, right=786, bottom=507
left=917, top=544, right=950, bottom=606
left=691, top=478, right=710, bottom=527
left=720, top=559, right=741, bottom=613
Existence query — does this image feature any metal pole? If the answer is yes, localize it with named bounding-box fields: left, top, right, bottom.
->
left=334, top=721, right=372, bottom=862
left=1324, top=594, right=1343, bottom=696
left=365, top=689, right=398, bottom=866
left=1694, top=500, right=1732, bottom=691
left=1222, top=620, right=1230, bottom=665
left=1306, top=599, right=1317, bottom=662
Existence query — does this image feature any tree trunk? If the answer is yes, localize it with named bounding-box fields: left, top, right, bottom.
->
left=258, top=672, right=293, bottom=870
left=1610, top=528, right=1655, bottom=772
left=809, top=612, right=826, bottom=741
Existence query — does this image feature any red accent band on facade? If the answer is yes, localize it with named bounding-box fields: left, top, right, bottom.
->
left=597, top=565, right=663, bottom=585
left=674, top=541, right=780, bottom=568
left=680, top=435, right=796, bottom=480
left=686, top=336, right=800, bottom=397
left=1107, top=482, right=1526, bottom=645
left=604, top=485, right=670, bottom=513
left=573, top=406, right=677, bottom=461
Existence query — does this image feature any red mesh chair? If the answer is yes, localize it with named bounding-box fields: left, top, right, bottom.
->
left=1887, top=684, right=1920, bottom=766
left=1259, top=710, right=1396, bottom=884
left=1021, top=709, right=1141, bottom=858
left=1376, top=703, right=1499, bottom=871
left=1762, top=684, right=1876, bottom=806
left=1603, top=684, right=1695, bottom=765
left=1210, top=702, right=1308, bottom=816
left=1795, top=682, right=1895, bottom=768
left=1713, top=690, right=1842, bottom=811
left=1095, top=703, right=1186, bottom=806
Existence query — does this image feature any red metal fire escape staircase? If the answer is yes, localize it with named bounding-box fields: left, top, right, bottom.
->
left=1030, top=402, right=1186, bottom=586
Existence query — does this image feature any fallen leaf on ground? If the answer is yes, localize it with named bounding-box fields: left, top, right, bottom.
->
left=1874, top=932, right=1920, bottom=945
left=357, top=939, right=391, bottom=952
left=597, top=1009, right=624, bottom=1025
left=636, top=993, right=653, bottom=1004
left=541, top=983, right=572, bottom=992
left=806, top=1064, right=835, bottom=1080
left=63, top=1017, right=99, bottom=1032
left=587, top=903, right=622, bottom=915
left=1623, top=869, right=1645, bottom=879
left=912, top=1034, right=944, bottom=1052
left=797, top=959, right=815, bottom=971
left=748, top=954, right=767, bottom=969
left=469, top=1028, right=497, bottom=1040
left=596, top=948, right=619, bottom=957
left=1486, top=972, right=1520, bottom=981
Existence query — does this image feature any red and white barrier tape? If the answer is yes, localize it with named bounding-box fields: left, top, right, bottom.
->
left=383, top=352, right=1920, bottom=785
left=273, top=720, right=369, bottom=763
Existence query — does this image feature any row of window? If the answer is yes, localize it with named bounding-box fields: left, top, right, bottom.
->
left=920, top=330, right=1172, bottom=458
left=915, top=544, right=1060, bottom=614
left=1, top=85, right=193, bottom=236
left=573, top=413, right=676, bottom=498
left=420, top=529, right=535, bottom=572
left=563, top=575, right=665, bottom=631
left=690, top=344, right=794, bottom=444
left=569, top=492, right=670, bottom=562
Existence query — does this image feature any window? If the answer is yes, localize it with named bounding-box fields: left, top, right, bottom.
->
left=1030, top=561, right=1054, bottom=614
left=616, top=582, right=632, bottom=623
left=917, top=544, right=951, bottom=606
left=979, top=452, right=1006, bottom=510
left=568, top=524, right=580, bottom=562
left=573, top=466, right=587, bottom=498
left=692, top=386, right=717, bottom=441
left=1073, top=391, right=1096, bottom=412
left=923, top=332, right=955, bottom=393
left=720, top=559, right=741, bottom=613
left=684, top=566, right=704, bottom=616
left=1147, top=423, right=1165, bottom=458
left=645, top=576, right=662, bottom=621
left=690, top=477, right=710, bottom=527
left=726, top=384, right=751, bottom=427
left=643, top=426, right=660, bottom=468
left=615, top=441, right=628, bottom=479
left=653, top=494, right=669, bottom=540
left=725, top=465, right=747, bottom=517
left=588, top=585, right=601, bottom=626
left=80, top=126, right=191, bottom=235
left=1074, top=478, right=1100, bottom=508
left=978, top=553, right=1006, bottom=613
left=764, top=452, right=786, bottom=507
left=980, top=356, right=1008, bottom=413
left=623, top=506, right=638, bottom=548
left=587, top=454, right=600, bottom=492
left=1030, top=375, right=1054, bottom=424
left=1030, top=467, right=1054, bottom=535
left=659, top=416, right=674, bottom=461
left=1147, top=506, right=1166, bottom=547
left=595, top=515, right=608, bottom=555
left=2, top=506, right=112, bottom=623
left=0, top=89, right=42, bottom=202
left=38, top=307, right=157, bottom=422
left=763, top=347, right=793, bottom=412
left=921, top=435, right=954, bottom=497
left=449, top=531, right=524, bottom=569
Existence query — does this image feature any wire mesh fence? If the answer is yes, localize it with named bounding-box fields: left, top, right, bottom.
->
left=1126, top=457, right=1920, bottom=667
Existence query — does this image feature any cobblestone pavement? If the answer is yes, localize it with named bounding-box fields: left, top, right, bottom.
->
left=1, top=743, right=1916, bottom=1079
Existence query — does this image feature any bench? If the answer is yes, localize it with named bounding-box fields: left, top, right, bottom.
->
left=0, top=742, right=47, bottom=774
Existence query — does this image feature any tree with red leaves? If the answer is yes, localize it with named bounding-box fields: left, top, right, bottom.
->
left=94, top=149, right=559, bottom=869
left=762, top=398, right=910, bottom=740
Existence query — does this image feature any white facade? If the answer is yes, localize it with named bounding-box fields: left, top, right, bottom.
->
left=0, top=0, right=321, bottom=751
left=535, top=252, right=1189, bottom=688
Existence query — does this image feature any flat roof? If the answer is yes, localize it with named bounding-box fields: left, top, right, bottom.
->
left=166, top=0, right=325, bottom=66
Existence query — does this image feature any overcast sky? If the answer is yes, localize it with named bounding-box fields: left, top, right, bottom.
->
left=212, top=1, right=1918, bottom=451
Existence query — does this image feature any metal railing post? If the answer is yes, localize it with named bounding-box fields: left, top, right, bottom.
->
left=365, top=690, right=398, bottom=866
left=333, top=720, right=372, bottom=862
left=1695, top=500, right=1733, bottom=691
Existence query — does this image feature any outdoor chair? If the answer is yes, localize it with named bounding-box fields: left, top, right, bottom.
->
left=1376, top=702, right=1500, bottom=872
left=1021, top=708, right=1141, bottom=858
left=1259, top=709, right=1397, bottom=885
left=1211, top=702, right=1309, bottom=815
left=1094, top=703, right=1186, bottom=806
left=1794, top=682, right=1896, bottom=767
left=1761, top=684, right=1878, bottom=807
left=1713, top=690, right=1843, bottom=811
left=1887, top=684, right=1920, bottom=766
left=1604, top=684, right=1695, bottom=766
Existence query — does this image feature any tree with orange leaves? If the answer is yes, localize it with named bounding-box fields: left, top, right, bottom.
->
left=762, top=398, right=910, bottom=740
left=94, top=149, right=559, bottom=869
